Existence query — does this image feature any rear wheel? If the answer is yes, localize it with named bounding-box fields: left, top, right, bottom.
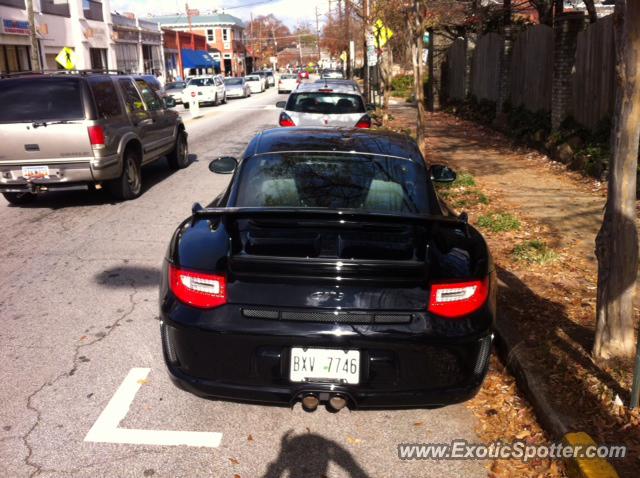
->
left=2, top=192, right=36, bottom=205
left=213, top=94, right=220, bottom=106
left=221, top=93, right=227, bottom=104
left=108, top=148, right=142, bottom=200
left=183, top=102, right=190, bottom=109
left=167, top=131, right=189, bottom=170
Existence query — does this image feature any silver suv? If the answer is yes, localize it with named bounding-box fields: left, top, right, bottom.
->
left=0, top=72, right=188, bottom=205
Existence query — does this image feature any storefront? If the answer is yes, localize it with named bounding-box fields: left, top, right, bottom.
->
left=111, top=13, right=139, bottom=73
left=139, top=19, right=162, bottom=75
left=0, top=17, right=33, bottom=74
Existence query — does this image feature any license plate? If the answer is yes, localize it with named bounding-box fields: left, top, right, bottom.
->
left=21, top=166, right=49, bottom=180
left=290, top=347, right=360, bottom=384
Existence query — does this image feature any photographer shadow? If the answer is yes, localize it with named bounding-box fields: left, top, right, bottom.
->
left=263, top=430, right=370, bottom=478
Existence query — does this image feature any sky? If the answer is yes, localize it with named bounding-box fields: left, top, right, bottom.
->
left=110, top=0, right=333, bottom=28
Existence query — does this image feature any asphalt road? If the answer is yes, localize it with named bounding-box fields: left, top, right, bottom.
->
left=0, top=88, right=487, bottom=478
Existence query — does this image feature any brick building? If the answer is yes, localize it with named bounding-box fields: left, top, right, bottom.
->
left=148, top=12, right=246, bottom=76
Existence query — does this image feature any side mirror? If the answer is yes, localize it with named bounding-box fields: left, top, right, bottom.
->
left=275, top=101, right=287, bottom=109
left=164, top=96, right=176, bottom=108
left=430, top=164, right=457, bottom=183
left=209, top=156, right=237, bottom=174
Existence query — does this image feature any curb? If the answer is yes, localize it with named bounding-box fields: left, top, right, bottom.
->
left=493, top=315, right=620, bottom=478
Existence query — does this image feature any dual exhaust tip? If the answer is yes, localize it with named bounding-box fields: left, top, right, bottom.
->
left=301, top=393, right=347, bottom=412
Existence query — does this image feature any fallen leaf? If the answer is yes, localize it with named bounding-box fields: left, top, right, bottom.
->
left=229, top=458, right=240, bottom=465
left=137, top=379, right=149, bottom=385
left=413, top=421, right=424, bottom=427
left=247, top=434, right=254, bottom=442
left=346, top=436, right=362, bottom=445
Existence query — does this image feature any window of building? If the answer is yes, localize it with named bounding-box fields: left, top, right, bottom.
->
left=89, top=48, right=108, bottom=70
left=0, top=45, right=31, bottom=74
left=0, top=0, right=26, bottom=8
left=88, top=78, right=122, bottom=119
left=40, top=0, right=70, bottom=17
left=207, top=29, right=215, bottom=42
left=222, top=28, right=229, bottom=42
left=83, top=0, right=103, bottom=22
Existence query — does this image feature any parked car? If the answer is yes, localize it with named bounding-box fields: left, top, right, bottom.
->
left=321, top=69, right=344, bottom=79
left=263, top=70, right=276, bottom=87
left=278, top=73, right=298, bottom=94
left=224, top=77, right=252, bottom=98
left=159, top=127, right=495, bottom=410
left=254, top=71, right=271, bottom=89
left=182, top=75, right=227, bottom=108
left=165, top=81, right=187, bottom=104
left=0, top=73, right=188, bottom=205
left=276, top=82, right=373, bottom=128
left=314, top=78, right=360, bottom=93
left=245, top=74, right=265, bottom=94
left=298, top=70, right=310, bottom=80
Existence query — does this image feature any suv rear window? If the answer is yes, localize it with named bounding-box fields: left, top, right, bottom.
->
left=0, top=77, right=84, bottom=123
left=89, top=77, right=122, bottom=119
left=286, top=93, right=365, bottom=114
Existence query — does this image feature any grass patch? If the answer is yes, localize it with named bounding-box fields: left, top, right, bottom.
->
left=513, top=240, right=558, bottom=264
left=477, top=212, right=520, bottom=233
left=436, top=172, right=489, bottom=209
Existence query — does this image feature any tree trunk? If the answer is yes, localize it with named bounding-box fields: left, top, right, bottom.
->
left=583, top=0, right=599, bottom=23
left=412, top=0, right=425, bottom=150
left=594, top=0, right=640, bottom=360
left=380, top=48, right=393, bottom=124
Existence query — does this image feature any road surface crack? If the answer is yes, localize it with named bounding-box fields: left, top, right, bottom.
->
left=21, top=279, right=140, bottom=477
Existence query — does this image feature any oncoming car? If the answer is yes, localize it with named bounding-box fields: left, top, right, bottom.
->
left=159, top=127, right=495, bottom=411
left=182, top=75, right=226, bottom=108
left=276, top=83, right=373, bottom=128
left=278, top=73, right=298, bottom=93
left=245, top=74, right=265, bottom=94
left=224, top=77, right=251, bottom=98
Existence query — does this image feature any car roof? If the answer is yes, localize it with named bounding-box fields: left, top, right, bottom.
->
left=294, top=82, right=361, bottom=95
left=247, top=128, right=424, bottom=163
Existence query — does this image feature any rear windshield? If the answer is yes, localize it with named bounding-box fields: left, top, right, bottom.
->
left=166, top=82, right=186, bottom=90
left=0, top=77, right=84, bottom=123
left=188, top=78, right=213, bottom=87
left=234, top=153, right=427, bottom=214
left=281, top=74, right=297, bottom=79
left=245, top=76, right=259, bottom=81
left=286, top=93, right=365, bottom=114
left=224, top=78, right=243, bottom=85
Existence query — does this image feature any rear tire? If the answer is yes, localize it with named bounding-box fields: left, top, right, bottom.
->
left=167, top=131, right=189, bottom=170
left=183, top=103, right=190, bottom=109
left=108, top=148, right=142, bottom=200
left=213, top=94, right=220, bottom=106
left=221, top=93, right=227, bottom=104
left=2, top=192, right=36, bottom=205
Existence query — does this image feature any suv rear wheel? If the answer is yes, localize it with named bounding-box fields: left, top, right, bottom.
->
left=3, top=192, right=36, bottom=205
left=167, top=131, right=189, bottom=170
left=109, top=148, right=142, bottom=200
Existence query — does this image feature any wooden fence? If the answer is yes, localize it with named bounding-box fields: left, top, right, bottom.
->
left=470, top=33, right=502, bottom=103
left=572, top=15, right=616, bottom=131
left=443, top=39, right=466, bottom=101
left=509, top=25, right=554, bottom=112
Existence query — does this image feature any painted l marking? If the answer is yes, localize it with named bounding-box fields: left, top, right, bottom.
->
left=84, top=367, right=222, bottom=447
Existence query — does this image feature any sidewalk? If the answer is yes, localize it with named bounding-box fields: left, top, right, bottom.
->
left=386, top=102, right=640, bottom=477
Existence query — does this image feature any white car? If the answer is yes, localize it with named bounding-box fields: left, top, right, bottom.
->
left=276, top=82, right=372, bottom=128
left=245, top=75, right=265, bottom=94
left=182, top=75, right=227, bottom=108
left=278, top=74, right=298, bottom=94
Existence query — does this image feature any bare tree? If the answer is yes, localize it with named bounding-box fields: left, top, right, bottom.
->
left=593, top=0, right=640, bottom=360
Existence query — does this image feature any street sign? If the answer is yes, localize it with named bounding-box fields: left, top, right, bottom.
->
left=339, top=51, right=347, bottom=63
left=55, top=47, right=76, bottom=70
left=366, top=31, right=377, bottom=66
left=373, top=19, right=393, bottom=48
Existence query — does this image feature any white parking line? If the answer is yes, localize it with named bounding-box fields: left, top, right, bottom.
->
left=84, top=367, right=222, bottom=447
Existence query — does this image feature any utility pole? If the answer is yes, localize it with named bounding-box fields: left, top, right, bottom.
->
left=298, top=32, right=303, bottom=67
left=250, top=12, right=254, bottom=73
left=26, top=0, right=41, bottom=71
left=345, top=0, right=351, bottom=78
left=363, top=0, right=370, bottom=101
left=185, top=3, right=192, bottom=32
left=315, top=6, right=321, bottom=64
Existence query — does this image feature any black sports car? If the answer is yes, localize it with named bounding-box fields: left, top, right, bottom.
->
left=160, top=128, right=495, bottom=411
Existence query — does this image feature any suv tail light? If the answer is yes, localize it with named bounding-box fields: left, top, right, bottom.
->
left=169, top=265, right=227, bottom=309
left=88, top=125, right=105, bottom=149
left=279, top=112, right=295, bottom=127
left=428, top=277, right=489, bottom=319
left=355, top=115, right=371, bottom=129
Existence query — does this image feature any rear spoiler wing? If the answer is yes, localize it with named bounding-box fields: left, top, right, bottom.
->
left=191, top=203, right=468, bottom=230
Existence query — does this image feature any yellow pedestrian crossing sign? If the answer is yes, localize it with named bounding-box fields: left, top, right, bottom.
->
left=55, top=47, right=76, bottom=70
left=373, top=20, right=393, bottom=48
left=339, top=51, right=347, bottom=62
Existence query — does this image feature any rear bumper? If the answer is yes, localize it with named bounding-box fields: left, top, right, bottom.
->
left=160, top=303, right=493, bottom=409
left=0, top=155, right=120, bottom=193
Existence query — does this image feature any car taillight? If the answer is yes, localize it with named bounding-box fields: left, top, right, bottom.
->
left=279, top=112, right=295, bottom=127
left=428, top=277, right=489, bottom=319
left=355, top=115, right=371, bottom=129
left=169, top=265, right=227, bottom=309
left=87, top=125, right=105, bottom=149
